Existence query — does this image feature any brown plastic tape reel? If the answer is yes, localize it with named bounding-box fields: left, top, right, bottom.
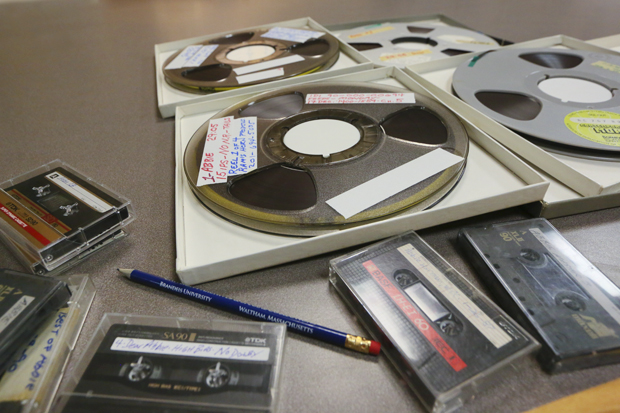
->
left=184, top=82, right=469, bottom=236
left=163, top=28, right=340, bottom=93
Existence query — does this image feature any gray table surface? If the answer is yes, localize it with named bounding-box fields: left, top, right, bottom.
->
left=1, top=1, right=620, bottom=412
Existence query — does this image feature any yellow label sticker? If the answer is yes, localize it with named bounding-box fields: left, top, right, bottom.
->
left=564, top=110, right=620, bottom=147
left=591, top=60, right=620, bottom=75
left=379, top=49, right=431, bottom=61
left=347, top=26, right=394, bottom=39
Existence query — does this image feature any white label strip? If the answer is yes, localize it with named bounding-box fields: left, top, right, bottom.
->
left=111, top=337, right=270, bottom=361
left=529, top=228, right=620, bottom=325
left=0, top=307, right=69, bottom=398
left=398, top=244, right=513, bottom=348
left=306, top=93, right=416, bottom=104
left=196, top=116, right=234, bottom=186
left=164, top=45, right=202, bottom=70
left=228, top=117, right=258, bottom=176
left=184, top=45, right=218, bottom=67
left=326, top=149, right=462, bottom=219
left=261, top=27, right=324, bottom=43
left=0, top=296, right=35, bottom=333
left=45, top=172, right=113, bottom=213
left=236, top=67, right=284, bottom=85
left=233, top=55, right=304, bottom=76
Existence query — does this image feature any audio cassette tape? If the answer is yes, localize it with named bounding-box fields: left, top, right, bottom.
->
left=52, top=315, right=286, bottom=413
left=0, top=161, right=134, bottom=275
left=458, top=218, right=620, bottom=373
left=329, top=231, right=538, bottom=412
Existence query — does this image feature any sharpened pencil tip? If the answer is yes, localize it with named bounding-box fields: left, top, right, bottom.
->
left=117, top=268, right=133, bottom=278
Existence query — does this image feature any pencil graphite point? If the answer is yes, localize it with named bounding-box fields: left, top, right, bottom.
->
left=117, top=268, right=132, bottom=278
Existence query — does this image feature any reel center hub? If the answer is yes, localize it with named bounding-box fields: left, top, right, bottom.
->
left=538, top=77, right=613, bottom=103
left=283, top=119, right=361, bottom=158
left=226, top=44, right=276, bottom=62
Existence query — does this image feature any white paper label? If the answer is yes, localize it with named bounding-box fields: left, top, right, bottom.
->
left=45, top=172, right=113, bottom=213
left=236, top=67, right=284, bottom=85
left=165, top=45, right=217, bottom=70
left=326, top=149, right=462, bottom=219
left=261, top=27, right=324, bottom=43
left=228, top=117, right=258, bottom=176
left=185, top=45, right=218, bottom=67
left=0, top=296, right=35, bottom=333
left=306, top=93, right=416, bottom=104
left=0, top=307, right=69, bottom=399
left=196, top=116, right=235, bottom=186
left=111, top=337, right=270, bottom=361
left=197, top=117, right=258, bottom=186
left=233, top=55, right=305, bottom=76
left=529, top=228, right=620, bottom=326
left=398, top=244, right=513, bottom=348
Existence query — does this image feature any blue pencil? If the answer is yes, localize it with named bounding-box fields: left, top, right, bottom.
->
left=118, top=269, right=380, bottom=355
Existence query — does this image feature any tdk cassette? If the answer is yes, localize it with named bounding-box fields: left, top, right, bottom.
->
left=458, top=218, right=620, bottom=374
left=329, top=231, right=538, bottom=413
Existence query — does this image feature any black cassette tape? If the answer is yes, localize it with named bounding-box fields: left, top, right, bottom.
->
left=458, top=218, right=620, bottom=373
left=0, top=269, right=72, bottom=375
left=53, top=316, right=286, bottom=413
left=329, top=231, right=538, bottom=413
left=0, top=160, right=134, bottom=275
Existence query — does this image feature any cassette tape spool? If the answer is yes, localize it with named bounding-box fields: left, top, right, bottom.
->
left=163, top=27, right=340, bottom=94
left=458, top=218, right=620, bottom=373
left=452, top=48, right=620, bottom=160
left=183, top=82, right=469, bottom=236
left=339, top=22, right=499, bottom=67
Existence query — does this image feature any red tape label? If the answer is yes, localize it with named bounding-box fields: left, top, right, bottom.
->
left=363, top=260, right=467, bottom=372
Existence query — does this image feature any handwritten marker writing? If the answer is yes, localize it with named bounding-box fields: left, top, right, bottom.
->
left=118, top=269, right=380, bottom=356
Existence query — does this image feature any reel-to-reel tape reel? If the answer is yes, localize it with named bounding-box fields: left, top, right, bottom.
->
left=163, top=27, right=341, bottom=93
left=339, top=22, right=500, bottom=67
left=183, top=82, right=469, bottom=236
left=452, top=48, right=620, bottom=161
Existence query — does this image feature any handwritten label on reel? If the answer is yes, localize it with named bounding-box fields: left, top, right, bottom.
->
left=197, top=117, right=258, bottom=186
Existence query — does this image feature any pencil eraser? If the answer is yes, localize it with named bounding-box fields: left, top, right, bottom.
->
left=369, top=340, right=381, bottom=355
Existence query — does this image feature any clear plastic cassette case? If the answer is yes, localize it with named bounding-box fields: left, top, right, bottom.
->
left=0, top=160, right=134, bottom=275
left=51, top=315, right=286, bottom=413
left=458, top=218, right=620, bottom=373
left=329, top=231, right=539, bottom=413
left=0, top=274, right=96, bottom=413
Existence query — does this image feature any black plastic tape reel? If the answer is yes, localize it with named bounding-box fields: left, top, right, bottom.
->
left=452, top=48, right=620, bottom=158
left=163, top=28, right=340, bottom=93
left=184, top=82, right=469, bottom=236
left=339, top=22, right=499, bottom=68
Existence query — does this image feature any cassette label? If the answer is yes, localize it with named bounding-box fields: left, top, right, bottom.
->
left=398, top=244, right=513, bottom=348
left=56, top=321, right=283, bottom=412
left=0, top=191, right=62, bottom=248
left=110, top=337, right=271, bottom=361
left=7, top=189, right=72, bottom=234
left=458, top=218, right=620, bottom=373
left=329, top=231, right=538, bottom=411
left=45, top=172, right=113, bottom=213
left=363, top=260, right=467, bottom=371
